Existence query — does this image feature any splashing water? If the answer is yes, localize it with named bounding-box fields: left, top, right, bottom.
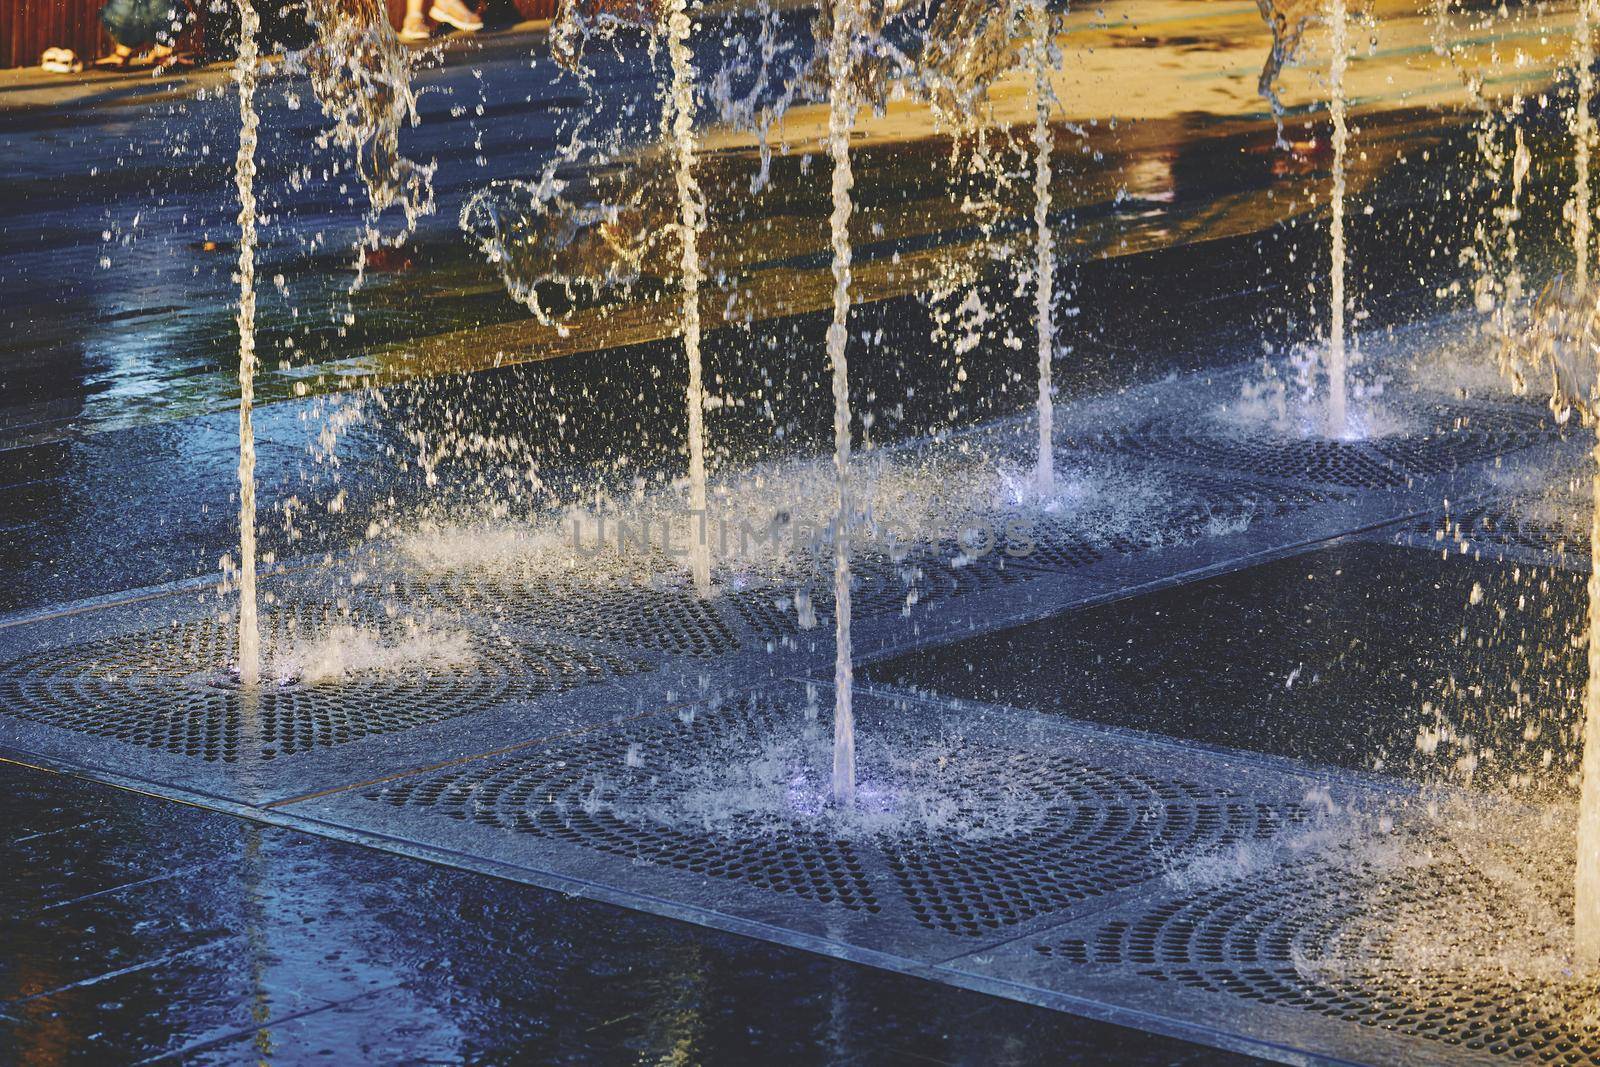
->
left=607, top=715, right=1059, bottom=843
left=234, top=0, right=262, bottom=688
left=461, top=171, right=657, bottom=325
left=297, top=0, right=436, bottom=263
left=273, top=624, right=475, bottom=686
left=826, top=0, right=859, bottom=808
left=664, top=0, right=711, bottom=597
left=1254, top=0, right=1317, bottom=146
left=462, top=0, right=657, bottom=327
left=1029, top=0, right=1056, bottom=496
left=1326, top=0, right=1349, bottom=439
left=1507, top=278, right=1600, bottom=960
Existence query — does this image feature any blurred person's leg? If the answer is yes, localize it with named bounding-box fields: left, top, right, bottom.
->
left=401, top=0, right=431, bottom=41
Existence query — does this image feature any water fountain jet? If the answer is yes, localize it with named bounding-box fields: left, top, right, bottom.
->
left=1325, top=0, right=1349, bottom=440
left=1555, top=0, right=1600, bottom=967
left=233, top=0, right=262, bottom=688
left=1029, top=0, right=1057, bottom=496
left=1576, top=0, right=1596, bottom=290
left=1504, top=275, right=1600, bottom=965
left=663, top=0, right=713, bottom=598
left=825, top=0, right=860, bottom=808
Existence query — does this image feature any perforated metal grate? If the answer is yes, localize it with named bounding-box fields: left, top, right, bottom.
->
left=381, top=570, right=743, bottom=658
left=1372, top=434, right=1529, bottom=478
left=885, top=758, right=1307, bottom=937
left=1083, top=398, right=1555, bottom=489
left=1034, top=854, right=1600, bottom=1064
left=1009, top=474, right=1350, bottom=575
left=367, top=698, right=882, bottom=910
left=362, top=694, right=1311, bottom=937
left=0, top=608, right=650, bottom=762
left=1085, top=432, right=1410, bottom=489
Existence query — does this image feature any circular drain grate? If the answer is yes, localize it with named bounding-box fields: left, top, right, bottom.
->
left=367, top=701, right=881, bottom=911
left=364, top=696, right=1309, bottom=935
left=885, top=757, right=1306, bottom=937
left=381, top=569, right=741, bottom=658
left=1086, top=433, right=1409, bottom=490
left=1037, top=857, right=1600, bottom=1063
left=1086, top=399, right=1555, bottom=489
left=0, top=607, right=650, bottom=762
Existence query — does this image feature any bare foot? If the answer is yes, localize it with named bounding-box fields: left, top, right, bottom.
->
left=93, top=45, right=135, bottom=68
left=149, top=48, right=198, bottom=74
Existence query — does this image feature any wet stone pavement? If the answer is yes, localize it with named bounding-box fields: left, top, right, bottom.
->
left=0, top=3, right=1592, bottom=1064
left=0, top=761, right=1256, bottom=1065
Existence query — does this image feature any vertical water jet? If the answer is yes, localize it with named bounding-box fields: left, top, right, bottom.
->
left=1576, top=0, right=1595, bottom=289
left=1029, top=0, right=1056, bottom=495
left=1572, top=0, right=1600, bottom=969
left=234, top=0, right=262, bottom=687
left=664, top=0, right=711, bottom=597
left=1326, top=0, right=1349, bottom=438
left=1579, top=423, right=1600, bottom=967
left=826, top=0, right=858, bottom=807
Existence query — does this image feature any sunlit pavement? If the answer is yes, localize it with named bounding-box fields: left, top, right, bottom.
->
left=0, top=1, right=1591, bottom=1062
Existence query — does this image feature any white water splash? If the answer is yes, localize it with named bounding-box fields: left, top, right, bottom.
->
left=615, top=727, right=1057, bottom=842
left=1574, top=0, right=1600, bottom=951
left=1212, top=365, right=1414, bottom=441
left=273, top=623, right=474, bottom=685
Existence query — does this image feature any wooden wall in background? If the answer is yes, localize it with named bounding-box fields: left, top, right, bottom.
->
left=2, top=0, right=114, bottom=68
left=1, top=0, right=557, bottom=69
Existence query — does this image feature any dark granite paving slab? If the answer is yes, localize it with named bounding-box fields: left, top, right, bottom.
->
left=865, top=539, right=1581, bottom=781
